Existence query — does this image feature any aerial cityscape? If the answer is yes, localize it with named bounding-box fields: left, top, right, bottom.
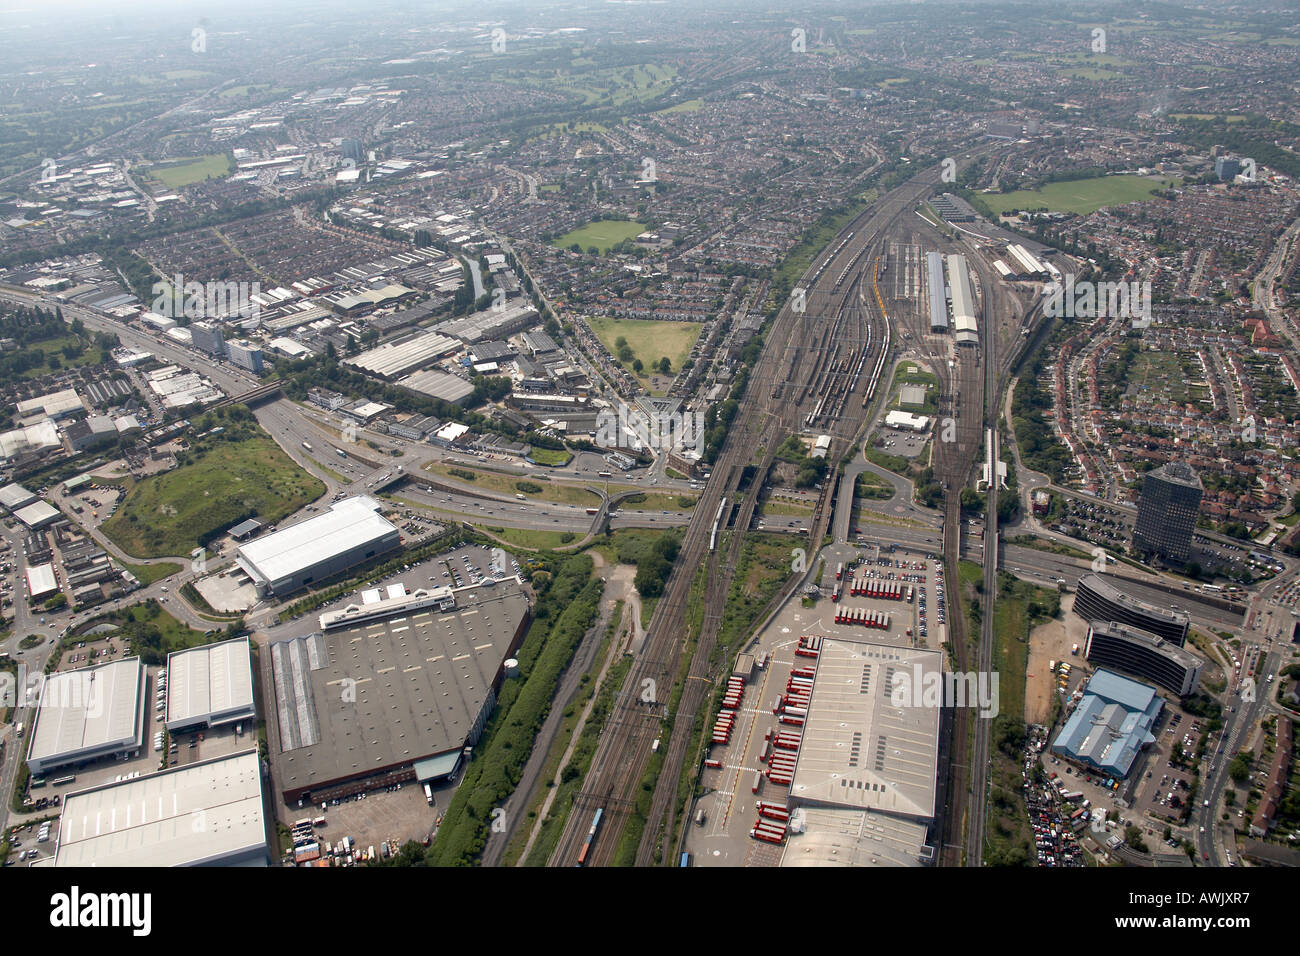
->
left=0, top=0, right=1296, bottom=900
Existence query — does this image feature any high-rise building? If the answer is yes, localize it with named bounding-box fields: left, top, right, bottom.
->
left=1132, top=461, right=1202, bottom=565
left=190, top=320, right=227, bottom=359
left=227, top=339, right=264, bottom=374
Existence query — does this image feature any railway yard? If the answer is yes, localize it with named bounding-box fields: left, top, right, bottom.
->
left=547, top=149, right=1035, bottom=868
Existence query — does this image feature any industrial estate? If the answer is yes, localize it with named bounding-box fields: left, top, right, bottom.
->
left=0, top=0, right=1296, bottom=901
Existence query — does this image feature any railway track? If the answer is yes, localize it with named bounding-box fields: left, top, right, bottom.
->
left=549, top=157, right=988, bottom=868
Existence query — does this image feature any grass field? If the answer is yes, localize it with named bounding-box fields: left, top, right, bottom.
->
left=585, top=315, right=701, bottom=387
left=425, top=463, right=605, bottom=507
left=120, top=561, right=182, bottom=587
left=981, top=174, right=1178, bottom=216
left=145, top=154, right=232, bottom=190
left=484, top=526, right=580, bottom=550
left=551, top=219, right=646, bottom=254
left=529, top=447, right=572, bottom=467
left=657, top=98, right=703, bottom=114
left=101, top=431, right=324, bottom=558
left=539, top=63, right=676, bottom=107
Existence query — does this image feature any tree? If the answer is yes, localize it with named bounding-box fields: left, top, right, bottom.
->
left=632, top=358, right=643, bottom=373
left=658, top=356, right=671, bottom=375
left=1228, top=752, right=1252, bottom=784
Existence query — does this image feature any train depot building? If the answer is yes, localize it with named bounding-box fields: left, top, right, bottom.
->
left=264, top=575, right=532, bottom=806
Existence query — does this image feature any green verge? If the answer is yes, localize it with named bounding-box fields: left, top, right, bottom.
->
left=424, top=555, right=602, bottom=865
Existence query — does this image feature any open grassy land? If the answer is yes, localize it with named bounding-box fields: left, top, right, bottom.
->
left=119, top=561, right=182, bottom=587
left=542, top=63, right=677, bottom=107
left=144, top=154, right=233, bottom=190
left=529, top=447, right=572, bottom=467
left=981, top=174, right=1178, bottom=216
left=969, top=567, right=1062, bottom=866
left=101, top=416, right=324, bottom=558
left=484, top=527, right=581, bottom=551
left=657, top=98, right=703, bottom=114
left=425, top=462, right=604, bottom=507
left=552, top=219, right=646, bottom=254
left=585, top=315, right=701, bottom=387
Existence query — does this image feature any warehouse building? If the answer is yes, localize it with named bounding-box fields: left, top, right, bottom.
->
left=780, top=640, right=939, bottom=866
left=165, top=638, right=257, bottom=732
left=14, top=499, right=61, bottom=529
left=435, top=301, right=538, bottom=344
left=1051, top=669, right=1163, bottom=778
left=25, top=562, right=59, bottom=600
left=1084, top=621, right=1203, bottom=697
left=397, top=368, right=476, bottom=406
left=1073, top=574, right=1190, bottom=646
left=27, top=657, right=147, bottom=775
left=266, top=574, right=532, bottom=804
left=345, top=329, right=459, bottom=379
left=235, top=496, right=401, bottom=597
left=926, top=251, right=948, bottom=332
left=54, top=749, right=270, bottom=867
left=0, top=482, right=37, bottom=512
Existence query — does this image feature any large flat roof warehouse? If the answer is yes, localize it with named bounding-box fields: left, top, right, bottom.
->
left=27, top=657, right=147, bottom=775
left=782, top=806, right=933, bottom=867
left=788, top=639, right=940, bottom=823
left=267, top=577, right=532, bottom=802
left=54, top=750, right=270, bottom=867
left=14, top=499, right=61, bottom=529
left=235, top=496, right=401, bottom=596
left=344, top=329, right=459, bottom=378
left=166, top=638, right=256, bottom=732
left=0, top=482, right=37, bottom=511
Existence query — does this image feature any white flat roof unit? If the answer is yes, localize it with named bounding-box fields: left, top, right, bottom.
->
left=236, top=496, right=400, bottom=595
left=0, top=482, right=37, bottom=511
left=788, top=640, right=940, bottom=823
left=165, top=638, right=256, bottom=731
left=884, top=410, right=930, bottom=432
left=54, top=750, right=269, bottom=867
left=27, top=657, right=146, bottom=775
left=26, top=562, right=58, bottom=599
left=782, top=806, right=933, bottom=867
left=15, top=499, right=61, bottom=529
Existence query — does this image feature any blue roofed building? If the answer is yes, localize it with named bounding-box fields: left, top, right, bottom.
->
left=1051, top=668, right=1163, bottom=778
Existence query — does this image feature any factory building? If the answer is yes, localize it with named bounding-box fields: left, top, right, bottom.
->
left=165, top=638, right=257, bottom=732
left=1084, top=621, right=1203, bottom=697
left=266, top=567, right=532, bottom=804
left=235, top=496, right=401, bottom=597
left=1073, top=573, right=1190, bottom=646
left=781, top=640, right=940, bottom=867
left=54, top=750, right=270, bottom=867
left=27, top=658, right=147, bottom=775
